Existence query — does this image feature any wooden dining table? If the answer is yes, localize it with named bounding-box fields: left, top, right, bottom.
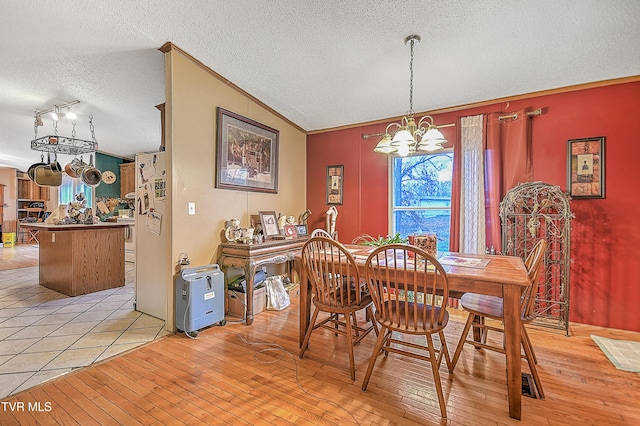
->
left=298, top=245, right=530, bottom=420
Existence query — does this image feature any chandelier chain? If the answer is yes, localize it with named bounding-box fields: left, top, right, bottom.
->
left=409, top=39, right=415, bottom=115
left=89, top=115, right=97, bottom=142
left=372, top=34, right=447, bottom=155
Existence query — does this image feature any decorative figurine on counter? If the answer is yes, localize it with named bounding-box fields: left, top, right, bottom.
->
left=277, top=214, right=288, bottom=231
left=224, top=218, right=243, bottom=242
left=242, top=227, right=255, bottom=244
left=325, top=206, right=338, bottom=239
left=299, top=209, right=311, bottom=225
left=58, top=192, right=94, bottom=224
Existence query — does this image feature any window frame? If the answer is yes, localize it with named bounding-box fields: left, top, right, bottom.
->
left=388, top=148, right=454, bottom=240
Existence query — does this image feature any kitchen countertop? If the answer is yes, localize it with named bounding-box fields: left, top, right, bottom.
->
left=20, top=222, right=129, bottom=231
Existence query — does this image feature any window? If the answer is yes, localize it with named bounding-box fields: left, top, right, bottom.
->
left=391, top=151, right=453, bottom=251
left=58, top=175, right=93, bottom=207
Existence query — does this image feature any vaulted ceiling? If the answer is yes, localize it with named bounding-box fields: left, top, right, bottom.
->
left=1, top=1, right=639, bottom=171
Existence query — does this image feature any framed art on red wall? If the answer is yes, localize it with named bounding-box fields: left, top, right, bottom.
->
left=567, top=136, right=605, bottom=199
left=326, top=165, right=343, bottom=205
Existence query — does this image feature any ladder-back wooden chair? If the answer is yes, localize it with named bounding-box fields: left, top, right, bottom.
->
left=300, top=236, right=377, bottom=381
left=362, top=244, right=453, bottom=418
left=451, top=239, right=547, bottom=398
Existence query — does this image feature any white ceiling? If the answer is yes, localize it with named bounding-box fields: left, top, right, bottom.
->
left=1, top=1, right=639, bottom=172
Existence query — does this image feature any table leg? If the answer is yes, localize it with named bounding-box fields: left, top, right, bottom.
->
left=299, top=265, right=310, bottom=348
left=244, top=263, right=256, bottom=325
left=503, top=284, right=522, bottom=420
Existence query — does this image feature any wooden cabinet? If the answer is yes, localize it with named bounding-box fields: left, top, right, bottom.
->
left=27, top=223, right=126, bottom=296
left=17, top=174, right=49, bottom=221
left=120, top=162, right=135, bottom=197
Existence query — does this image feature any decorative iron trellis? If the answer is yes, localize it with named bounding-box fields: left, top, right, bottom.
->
left=500, top=181, right=573, bottom=335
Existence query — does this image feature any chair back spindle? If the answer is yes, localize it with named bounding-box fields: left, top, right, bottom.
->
left=365, top=245, right=449, bottom=332
left=299, top=236, right=377, bottom=381
left=362, top=244, right=452, bottom=418
left=302, top=236, right=362, bottom=308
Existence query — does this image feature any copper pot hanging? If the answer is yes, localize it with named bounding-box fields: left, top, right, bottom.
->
left=65, top=157, right=83, bottom=178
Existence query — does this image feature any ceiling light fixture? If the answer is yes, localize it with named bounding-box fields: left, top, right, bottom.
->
left=65, top=108, right=77, bottom=120
left=374, top=35, right=447, bottom=156
left=51, top=106, right=60, bottom=121
left=36, top=100, right=81, bottom=126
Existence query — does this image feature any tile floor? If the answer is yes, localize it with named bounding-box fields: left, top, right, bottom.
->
left=0, top=258, right=169, bottom=399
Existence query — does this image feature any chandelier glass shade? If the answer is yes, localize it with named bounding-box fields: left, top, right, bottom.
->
left=374, top=35, right=447, bottom=156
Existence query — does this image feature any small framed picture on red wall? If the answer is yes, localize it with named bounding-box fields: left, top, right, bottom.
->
left=326, top=165, right=343, bottom=205
left=567, top=136, right=605, bottom=199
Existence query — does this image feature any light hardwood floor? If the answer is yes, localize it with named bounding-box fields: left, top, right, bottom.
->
left=1, top=289, right=639, bottom=425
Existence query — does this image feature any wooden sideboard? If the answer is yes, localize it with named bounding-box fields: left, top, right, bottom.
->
left=23, top=222, right=127, bottom=296
left=218, top=237, right=309, bottom=324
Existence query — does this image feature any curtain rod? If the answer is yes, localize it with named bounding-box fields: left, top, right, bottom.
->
left=499, top=108, right=543, bottom=121
left=362, top=122, right=456, bottom=139
left=362, top=108, right=542, bottom=139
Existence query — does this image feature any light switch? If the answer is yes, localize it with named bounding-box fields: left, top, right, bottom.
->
left=188, top=202, right=196, bottom=215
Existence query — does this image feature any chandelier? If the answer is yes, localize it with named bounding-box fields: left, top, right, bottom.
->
left=374, top=35, right=447, bottom=156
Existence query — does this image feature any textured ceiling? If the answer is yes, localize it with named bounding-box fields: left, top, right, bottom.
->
left=1, top=1, right=639, bottom=171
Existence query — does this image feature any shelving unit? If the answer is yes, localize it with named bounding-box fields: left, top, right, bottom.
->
left=17, top=173, right=49, bottom=221
left=17, top=173, right=50, bottom=243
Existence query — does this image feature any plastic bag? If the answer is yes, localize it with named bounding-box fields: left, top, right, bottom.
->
left=265, top=276, right=290, bottom=310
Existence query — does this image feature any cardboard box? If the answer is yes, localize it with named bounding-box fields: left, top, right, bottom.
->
left=227, top=286, right=266, bottom=317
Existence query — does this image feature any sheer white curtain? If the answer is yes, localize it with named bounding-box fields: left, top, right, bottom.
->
left=58, top=175, right=93, bottom=207
left=459, top=115, right=485, bottom=254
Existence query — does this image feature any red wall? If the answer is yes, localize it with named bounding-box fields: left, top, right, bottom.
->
left=307, top=81, right=640, bottom=332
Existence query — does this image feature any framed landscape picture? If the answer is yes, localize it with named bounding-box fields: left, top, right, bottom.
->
left=216, top=108, right=279, bottom=193
left=567, top=136, right=605, bottom=198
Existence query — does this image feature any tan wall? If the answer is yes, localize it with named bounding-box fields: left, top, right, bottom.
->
left=0, top=168, right=17, bottom=222
left=161, top=48, right=306, bottom=329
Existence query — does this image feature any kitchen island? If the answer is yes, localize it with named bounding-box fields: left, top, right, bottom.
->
left=21, top=222, right=128, bottom=296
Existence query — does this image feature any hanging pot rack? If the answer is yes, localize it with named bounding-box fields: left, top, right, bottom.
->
left=31, top=135, right=98, bottom=156
left=30, top=101, right=98, bottom=156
